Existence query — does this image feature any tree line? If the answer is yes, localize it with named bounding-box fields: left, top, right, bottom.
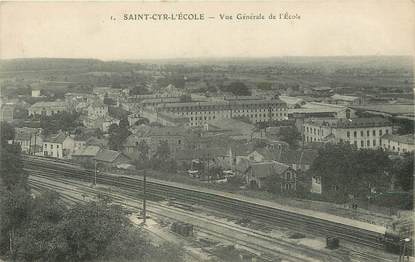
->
left=0, top=122, right=184, bottom=262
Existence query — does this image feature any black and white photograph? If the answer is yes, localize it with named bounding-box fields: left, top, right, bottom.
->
left=0, top=1, right=414, bottom=261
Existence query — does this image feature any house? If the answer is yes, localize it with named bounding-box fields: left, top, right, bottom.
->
left=87, top=101, right=108, bottom=119
left=303, top=117, right=393, bottom=149
left=245, top=161, right=297, bottom=192
left=246, top=148, right=277, bottom=162
left=83, top=115, right=120, bottom=132
left=1, top=104, right=15, bottom=122
left=43, top=132, right=67, bottom=158
left=72, top=145, right=102, bottom=167
left=28, top=101, right=68, bottom=117
left=65, top=92, right=97, bottom=110
left=122, top=126, right=190, bottom=159
left=94, top=149, right=131, bottom=169
left=279, top=149, right=318, bottom=171
left=9, top=127, right=43, bottom=155
left=31, top=89, right=41, bottom=97
left=381, top=134, right=415, bottom=155
left=1, top=102, right=28, bottom=122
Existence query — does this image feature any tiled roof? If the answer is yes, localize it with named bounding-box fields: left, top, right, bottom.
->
left=305, top=117, right=392, bottom=128
left=147, top=126, right=189, bottom=137
left=250, top=148, right=277, bottom=161
left=279, top=149, right=319, bottom=166
left=331, top=94, right=359, bottom=102
left=350, top=104, right=413, bottom=116
left=72, top=145, right=101, bottom=157
left=94, top=149, right=122, bottom=163
left=44, top=132, right=67, bottom=143
left=86, top=137, right=108, bottom=147
left=273, top=162, right=291, bottom=175
left=208, top=118, right=255, bottom=135
left=30, top=101, right=67, bottom=109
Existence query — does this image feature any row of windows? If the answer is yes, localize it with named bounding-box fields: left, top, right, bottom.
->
left=346, top=129, right=389, bottom=138
left=304, top=127, right=390, bottom=138
left=383, top=144, right=409, bottom=153
left=282, top=183, right=295, bottom=190
left=305, top=136, right=380, bottom=148
left=305, top=127, right=325, bottom=136
left=165, top=105, right=287, bottom=113
left=44, top=143, right=60, bottom=149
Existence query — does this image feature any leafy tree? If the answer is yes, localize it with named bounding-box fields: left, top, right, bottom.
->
left=62, top=199, right=129, bottom=261
left=119, top=117, right=129, bottom=129
left=0, top=184, right=32, bottom=257
left=309, top=143, right=392, bottom=199
left=154, top=140, right=170, bottom=160
left=220, top=81, right=251, bottom=96
left=1, top=121, right=15, bottom=145
left=279, top=126, right=300, bottom=149
left=393, top=152, right=414, bottom=191
left=130, top=85, right=150, bottom=96
left=0, top=144, right=27, bottom=189
left=145, top=242, right=184, bottom=262
left=138, top=140, right=150, bottom=163
left=108, top=123, right=131, bottom=151
left=39, top=111, right=82, bottom=137
left=256, top=82, right=272, bottom=91
left=134, top=118, right=150, bottom=126
left=13, top=191, right=68, bottom=262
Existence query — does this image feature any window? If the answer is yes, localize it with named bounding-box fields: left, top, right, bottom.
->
left=51, top=145, right=53, bottom=149
left=373, top=130, right=376, bottom=136
left=354, top=131, right=357, bottom=138
left=373, top=140, right=376, bottom=146
left=178, top=140, right=181, bottom=145
left=347, top=131, right=350, bottom=138
left=379, top=129, right=383, bottom=136
left=367, top=130, right=370, bottom=136
left=360, top=131, right=364, bottom=137
left=361, top=140, right=364, bottom=147
left=367, top=140, right=370, bottom=146
left=57, top=145, right=59, bottom=149
left=386, top=129, right=389, bottom=134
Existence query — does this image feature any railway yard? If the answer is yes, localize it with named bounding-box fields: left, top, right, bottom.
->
left=22, top=155, right=405, bottom=262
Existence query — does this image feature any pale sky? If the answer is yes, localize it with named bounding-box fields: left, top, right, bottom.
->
left=0, top=0, right=414, bottom=60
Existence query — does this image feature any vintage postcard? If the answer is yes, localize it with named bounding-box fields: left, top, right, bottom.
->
left=0, top=1, right=414, bottom=261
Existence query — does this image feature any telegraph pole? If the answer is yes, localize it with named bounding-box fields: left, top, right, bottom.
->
left=94, top=159, right=97, bottom=186
left=143, top=170, right=147, bottom=224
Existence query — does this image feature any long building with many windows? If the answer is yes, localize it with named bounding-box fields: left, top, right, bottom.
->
left=155, top=96, right=288, bottom=126
left=303, top=117, right=393, bottom=149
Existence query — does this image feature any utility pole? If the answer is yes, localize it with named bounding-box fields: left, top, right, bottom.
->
left=143, top=170, right=147, bottom=224
left=94, top=159, right=97, bottom=186
left=33, top=132, right=37, bottom=155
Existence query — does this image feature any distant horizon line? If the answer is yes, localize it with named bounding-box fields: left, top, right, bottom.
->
left=1, top=54, right=413, bottom=63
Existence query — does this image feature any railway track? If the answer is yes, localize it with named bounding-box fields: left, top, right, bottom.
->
left=28, top=173, right=346, bottom=262
left=23, top=156, right=386, bottom=251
